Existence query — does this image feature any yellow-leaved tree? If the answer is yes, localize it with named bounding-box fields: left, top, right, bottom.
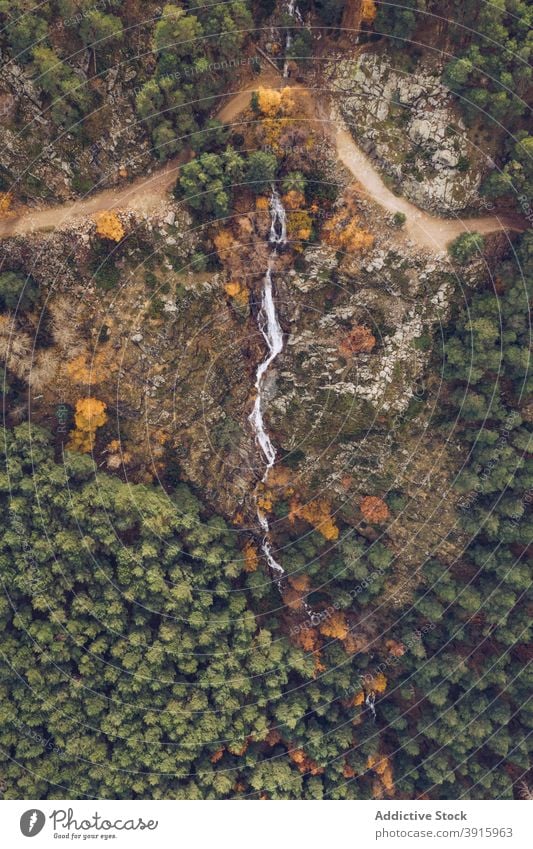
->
left=319, top=611, right=349, bottom=640
left=95, top=211, right=125, bottom=242
left=66, top=352, right=107, bottom=385
left=0, top=192, right=13, bottom=218
left=289, top=497, right=339, bottom=540
left=242, top=541, right=258, bottom=573
left=68, top=398, right=107, bottom=453
left=361, top=0, right=377, bottom=25
left=256, top=86, right=295, bottom=119
left=224, top=281, right=249, bottom=307
left=324, top=215, right=374, bottom=254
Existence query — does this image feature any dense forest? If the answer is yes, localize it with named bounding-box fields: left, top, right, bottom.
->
left=0, top=229, right=530, bottom=799
left=0, top=0, right=531, bottom=801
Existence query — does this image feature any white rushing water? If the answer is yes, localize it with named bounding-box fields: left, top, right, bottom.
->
left=248, top=188, right=288, bottom=586
left=283, top=0, right=302, bottom=78
left=269, top=187, right=287, bottom=245
left=248, top=263, right=284, bottom=476
left=249, top=189, right=315, bottom=619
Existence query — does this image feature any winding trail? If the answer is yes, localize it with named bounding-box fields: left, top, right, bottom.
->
left=335, top=126, right=524, bottom=251
left=0, top=79, right=525, bottom=251
left=0, top=155, right=186, bottom=238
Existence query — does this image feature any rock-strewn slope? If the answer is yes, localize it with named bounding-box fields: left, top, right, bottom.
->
left=328, top=52, right=490, bottom=214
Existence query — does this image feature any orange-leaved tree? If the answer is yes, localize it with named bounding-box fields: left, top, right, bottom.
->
left=242, top=540, right=258, bottom=573
left=289, top=748, right=324, bottom=776
left=368, top=752, right=395, bottom=796
left=284, top=572, right=311, bottom=611
left=340, top=325, right=376, bottom=356
left=319, top=611, right=349, bottom=640
left=323, top=213, right=374, bottom=254
left=360, top=495, right=390, bottom=523
left=386, top=639, right=405, bottom=657
left=366, top=672, right=387, bottom=694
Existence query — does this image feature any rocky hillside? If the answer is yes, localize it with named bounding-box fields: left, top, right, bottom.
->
left=327, top=51, right=491, bottom=214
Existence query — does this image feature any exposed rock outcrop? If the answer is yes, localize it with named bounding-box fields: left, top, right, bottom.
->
left=328, top=52, right=490, bottom=214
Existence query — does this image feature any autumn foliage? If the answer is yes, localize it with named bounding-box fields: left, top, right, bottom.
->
left=257, top=488, right=274, bottom=513
left=68, top=397, right=108, bottom=453
left=340, top=325, right=376, bottom=357
left=361, top=0, right=377, bottom=24
left=289, top=497, right=339, bottom=540
left=66, top=352, right=107, bottom=385
left=282, top=190, right=305, bottom=210
left=319, top=611, right=349, bottom=640
left=283, top=586, right=306, bottom=611
left=367, top=672, right=387, bottom=694
left=284, top=572, right=312, bottom=611
left=289, top=748, right=324, bottom=776
left=210, top=747, right=224, bottom=763
left=0, top=192, right=13, bottom=218
left=287, top=210, right=312, bottom=242
left=224, top=280, right=249, bottom=307
left=323, top=212, right=374, bottom=255
left=360, top=495, right=390, bottom=524
left=368, top=753, right=395, bottom=796
left=293, top=626, right=320, bottom=653
left=95, top=211, right=125, bottom=242
left=343, top=632, right=367, bottom=654
left=254, top=87, right=297, bottom=154
left=242, top=541, right=258, bottom=573
left=386, top=639, right=406, bottom=657
left=256, top=87, right=295, bottom=118
left=105, top=438, right=132, bottom=470
left=213, top=228, right=235, bottom=260
left=288, top=573, right=311, bottom=592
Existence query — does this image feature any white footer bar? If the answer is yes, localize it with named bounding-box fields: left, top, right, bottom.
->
left=2, top=799, right=530, bottom=848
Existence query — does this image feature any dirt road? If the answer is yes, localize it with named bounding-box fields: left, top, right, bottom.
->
left=0, top=77, right=524, bottom=252
left=335, top=126, right=523, bottom=251
left=0, top=155, right=185, bottom=238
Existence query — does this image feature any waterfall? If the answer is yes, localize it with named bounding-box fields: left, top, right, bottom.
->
left=282, top=0, right=302, bottom=78
left=248, top=188, right=315, bottom=619
left=366, top=692, right=377, bottom=722
left=269, top=187, right=287, bottom=244
left=248, top=188, right=288, bottom=587
left=248, top=263, right=284, bottom=477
